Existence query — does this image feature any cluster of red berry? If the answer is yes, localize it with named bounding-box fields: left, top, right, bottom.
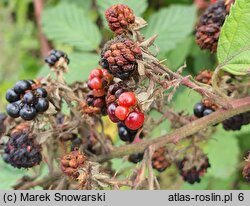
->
left=108, top=91, right=144, bottom=130
left=85, top=68, right=113, bottom=115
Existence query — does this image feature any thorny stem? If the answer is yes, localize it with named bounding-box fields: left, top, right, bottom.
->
left=153, top=62, right=232, bottom=108
left=92, top=96, right=250, bottom=163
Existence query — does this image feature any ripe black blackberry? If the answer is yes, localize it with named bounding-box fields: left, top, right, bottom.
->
left=100, top=36, right=142, bottom=80
left=222, top=111, right=250, bottom=131
left=128, top=152, right=144, bottom=164
left=195, top=0, right=231, bottom=52
left=178, top=156, right=210, bottom=184
left=3, top=131, right=42, bottom=168
left=193, top=101, right=215, bottom=118
left=44, top=49, right=69, bottom=66
left=5, top=80, right=49, bottom=121
left=117, top=122, right=138, bottom=142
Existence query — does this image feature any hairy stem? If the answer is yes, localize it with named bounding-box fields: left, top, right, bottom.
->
left=92, top=96, right=250, bottom=163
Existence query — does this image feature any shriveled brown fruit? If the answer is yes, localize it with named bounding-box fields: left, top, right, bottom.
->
left=195, top=0, right=233, bottom=52
left=195, top=23, right=220, bottom=53
left=195, top=70, right=214, bottom=85
left=60, top=150, right=87, bottom=179
left=105, top=4, right=135, bottom=35
left=100, top=36, right=142, bottom=80
left=152, top=147, right=171, bottom=172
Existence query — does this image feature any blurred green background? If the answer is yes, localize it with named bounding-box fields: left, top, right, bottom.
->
left=0, top=0, right=249, bottom=189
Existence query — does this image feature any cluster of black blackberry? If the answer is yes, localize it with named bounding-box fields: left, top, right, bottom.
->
left=44, top=49, right=69, bottom=66
left=2, top=132, right=42, bottom=168
left=6, top=80, right=49, bottom=121
left=222, top=111, right=250, bottom=131
left=193, top=102, right=215, bottom=118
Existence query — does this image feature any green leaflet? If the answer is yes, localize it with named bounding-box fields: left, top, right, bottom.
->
left=42, top=2, right=101, bottom=51
left=143, top=5, right=196, bottom=53
left=217, top=0, right=250, bottom=75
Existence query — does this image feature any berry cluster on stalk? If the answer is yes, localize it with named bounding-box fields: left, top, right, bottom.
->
left=152, top=147, right=171, bottom=172
left=195, top=0, right=234, bottom=52
left=105, top=4, right=135, bottom=35
left=222, top=111, right=250, bottom=131
left=6, top=80, right=49, bottom=121
left=100, top=36, right=142, bottom=80
left=178, top=156, right=210, bottom=184
left=60, top=150, right=86, bottom=179
left=2, top=126, right=42, bottom=169
left=107, top=89, right=144, bottom=130
left=193, top=99, right=217, bottom=118
left=45, top=49, right=69, bottom=67
left=85, top=68, right=113, bottom=115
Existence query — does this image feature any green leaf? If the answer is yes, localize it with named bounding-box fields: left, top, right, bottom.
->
left=97, top=0, right=148, bottom=27
left=37, top=52, right=99, bottom=83
left=42, top=2, right=101, bottom=51
left=172, top=87, right=201, bottom=113
left=0, top=159, right=28, bottom=189
left=162, top=36, right=193, bottom=70
left=217, top=0, right=250, bottom=75
left=143, top=5, right=196, bottom=52
left=204, top=126, right=240, bottom=179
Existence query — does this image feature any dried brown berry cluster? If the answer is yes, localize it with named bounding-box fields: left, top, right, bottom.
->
left=100, top=36, right=142, bottom=80
left=105, top=4, right=135, bottom=35
left=2, top=126, right=42, bottom=169
left=195, top=0, right=233, bottom=52
left=195, top=70, right=213, bottom=85
left=60, top=150, right=86, bottom=179
left=178, top=156, right=210, bottom=184
left=152, top=147, right=171, bottom=172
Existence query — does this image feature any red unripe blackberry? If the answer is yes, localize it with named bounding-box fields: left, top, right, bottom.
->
left=92, top=89, right=106, bottom=97
left=115, top=106, right=129, bottom=120
left=125, top=111, right=144, bottom=130
left=105, top=4, right=135, bottom=35
left=89, top=68, right=103, bottom=79
left=88, top=77, right=103, bottom=90
left=118, top=92, right=137, bottom=107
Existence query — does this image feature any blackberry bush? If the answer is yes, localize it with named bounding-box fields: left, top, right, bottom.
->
left=1, top=1, right=250, bottom=191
